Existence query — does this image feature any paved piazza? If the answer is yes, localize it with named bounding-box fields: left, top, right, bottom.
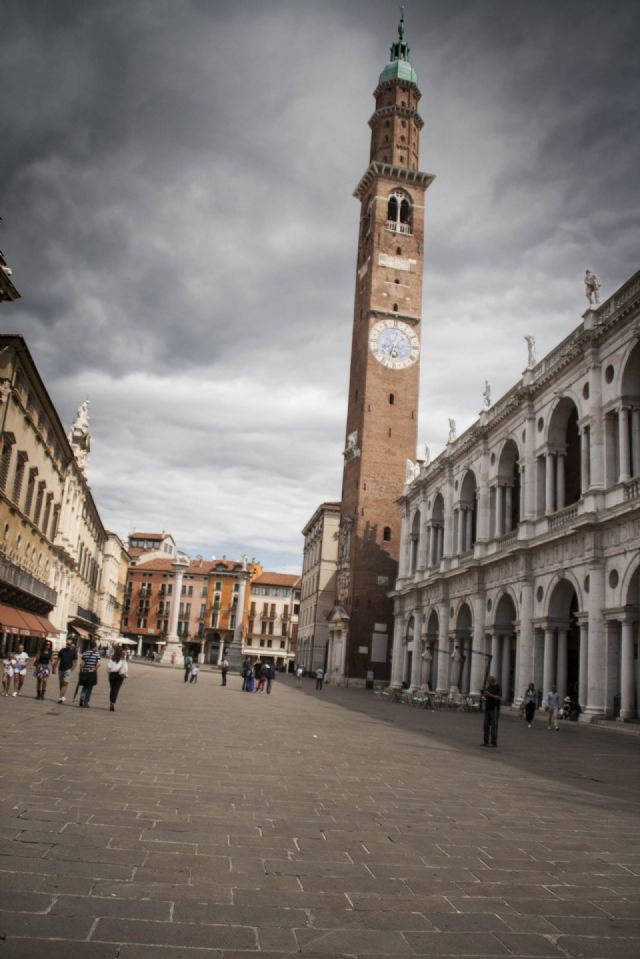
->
left=1, top=666, right=639, bottom=959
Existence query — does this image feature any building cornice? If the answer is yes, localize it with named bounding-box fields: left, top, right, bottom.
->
left=353, top=162, right=435, bottom=201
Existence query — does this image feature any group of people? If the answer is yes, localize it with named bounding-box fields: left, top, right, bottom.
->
left=2, top=636, right=129, bottom=711
left=241, top=659, right=276, bottom=693
left=482, top=677, right=582, bottom=747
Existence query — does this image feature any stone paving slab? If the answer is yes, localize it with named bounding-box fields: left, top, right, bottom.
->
left=1, top=666, right=640, bottom=958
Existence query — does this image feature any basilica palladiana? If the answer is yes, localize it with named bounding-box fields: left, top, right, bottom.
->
left=391, top=271, right=640, bottom=721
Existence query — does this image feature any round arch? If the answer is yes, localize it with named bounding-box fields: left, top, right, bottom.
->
left=547, top=396, right=582, bottom=508
left=620, top=552, right=640, bottom=607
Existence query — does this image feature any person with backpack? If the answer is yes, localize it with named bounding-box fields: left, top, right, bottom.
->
left=183, top=652, right=193, bottom=683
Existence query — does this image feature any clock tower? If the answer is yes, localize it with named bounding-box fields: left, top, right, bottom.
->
left=328, top=13, right=434, bottom=684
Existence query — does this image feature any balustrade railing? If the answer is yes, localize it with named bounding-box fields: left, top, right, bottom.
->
left=548, top=504, right=579, bottom=530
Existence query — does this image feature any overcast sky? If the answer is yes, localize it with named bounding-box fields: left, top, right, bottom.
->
left=2, top=0, right=639, bottom=572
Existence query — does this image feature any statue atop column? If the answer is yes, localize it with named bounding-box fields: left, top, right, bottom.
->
left=584, top=269, right=601, bottom=306
left=68, top=400, right=91, bottom=476
left=525, top=335, right=536, bottom=369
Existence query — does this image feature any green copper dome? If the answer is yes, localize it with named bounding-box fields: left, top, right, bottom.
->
left=378, top=9, right=418, bottom=86
left=379, top=59, right=417, bottom=85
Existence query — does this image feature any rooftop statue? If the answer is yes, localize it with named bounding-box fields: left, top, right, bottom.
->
left=525, top=335, right=537, bottom=369
left=585, top=269, right=602, bottom=306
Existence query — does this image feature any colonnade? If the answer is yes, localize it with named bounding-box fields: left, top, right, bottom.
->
left=392, top=599, right=640, bottom=721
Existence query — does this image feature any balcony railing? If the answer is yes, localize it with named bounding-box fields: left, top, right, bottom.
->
left=548, top=504, right=579, bottom=530
left=495, top=530, right=518, bottom=552
left=624, top=478, right=640, bottom=501
left=386, top=220, right=412, bottom=235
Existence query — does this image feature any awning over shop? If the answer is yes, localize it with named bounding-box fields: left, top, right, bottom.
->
left=0, top=603, right=30, bottom=635
left=34, top=615, right=60, bottom=635
left=17, top=610, right=47, bottom=637
left=69, top=625, right=91, bottom=639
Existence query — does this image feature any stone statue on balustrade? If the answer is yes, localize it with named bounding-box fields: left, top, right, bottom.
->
left=447, top=418, right=456, bottom=443
left=585, top=269, right=602, bottom=306
left=525, top=335, right=536, bottom=369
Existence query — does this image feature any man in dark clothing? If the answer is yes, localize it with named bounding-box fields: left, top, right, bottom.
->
left=482, top=675, right=502, bottom=747
left=55, top=637, right=78, bottom=704
left=265, top=664, right=275, bottom=694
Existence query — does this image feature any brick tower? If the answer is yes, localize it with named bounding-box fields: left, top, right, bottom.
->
left=328, top=13, right=434, bottom=684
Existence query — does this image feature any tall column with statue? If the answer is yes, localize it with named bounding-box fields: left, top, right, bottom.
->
left=225, top=555, right=249, bottom=672
left=164, top=554, right=190, bottom=665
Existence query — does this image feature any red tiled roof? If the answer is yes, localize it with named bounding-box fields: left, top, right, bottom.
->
left=253, top=571, right=300, bottom=587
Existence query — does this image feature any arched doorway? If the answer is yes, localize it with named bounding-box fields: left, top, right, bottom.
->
left=421, top=609, right=438, bottom=690
left=546, top=578, right=581, bottom=699
left=493, top=592, right=517, bottom=702
left=452, top=603, right=472, bottom=693
left=548, top=398, right=581, bottom=511
left=430, top=493, right=444, bottom=566
left=496, top=440, right=520, bottom=535
left=458, top=470, right=478, bottom=553
left=620, top=341, right=640, bottom=479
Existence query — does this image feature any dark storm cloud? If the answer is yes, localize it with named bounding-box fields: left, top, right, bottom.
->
left=1, top=0, right=639, bottom=568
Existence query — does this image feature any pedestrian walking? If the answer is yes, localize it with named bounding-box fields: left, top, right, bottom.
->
left=244, top=665, right=255, bottom=693
left=523, top=682, right=537, bottom=728
left=107, top=645, right=128, bottom=711
left=266, top=663, right=275, bottom=694
left=12, top=644, right=29, bottom=696
left=544, top=684, right=561, bottom=730
left=296, top=665, right=303, bottom=687
left=34, top=638, right=54, bottom=700
left=253, top=659, right=262, bottom=685
left=256, top=665, right=268, bottom=692
left=241, top=658, right=251, bottom=690
left=2, top=656, right=14, bottom=696
left=221, top=658, right=229, bottom=686
left=189, top=664, right=199, bottom=683
left=54, top=636, right=78, bottom=704
left=482, top=675, right=502, bottom=747
left=315, top=666, right=324, bottom=690
left=78, top=640, right=101, bottom=708
left=183, top=652, right=193, bottom=683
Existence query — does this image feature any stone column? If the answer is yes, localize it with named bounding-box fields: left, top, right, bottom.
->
left=580, top=428, right=590, bottom=493
left=534, top=629, right=544, bottom=694
left=556, top=628, right=568, bottom=697
left=417, top=504, right=429, bottom=571
left=585, top=562, right=606, bottom=719
left=456, top=509, right=464, bottom=555
left=398, top=504, right=411, bottom=578
left=495, top=485, right=504, bottom=537
left=390, top=612, right=405, bottom=689
left=477, top=480, right=490, bottom=541
left=410, top=626, right=422, bottom=691
left=443, top=469, right=454, bottom=559
left=516, top=582, right=535, bottom=698
left=588, top=357, right=604, bottom=489
left=545, top=452, right=555, bottom=515
left=501, top=635, right=512, bottom=703
left=543, top=628, right=555, bottom=694
left=618, top=406, right=631, bottom=483
left=519, top=466, right=525, bottom=523
left=556, top=453, right=566, bottom=511
left=619, top=618, right=636, bottom=721
left=226, top=568, right=249, bottom=672
left=437, top=525, right=444, bottom=564
left=470, top=594, right=486, bottom=696
left=524, top=405, right=537, bottom=520
left=504, top=485, right=513, bottom=533
left=436, top=603, right=450, bottom=692
left=164, top=557, right=189, bottom=665
left=465, top=508, right=473, bottom=552
left=632, top=409, right=640, bottom=477
left=490, top=632, right=500, bottom=681
left=578, top=622, right=588, bottom=709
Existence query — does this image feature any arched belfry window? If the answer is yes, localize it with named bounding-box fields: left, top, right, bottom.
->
left=387, top=191, right=412, bottom=235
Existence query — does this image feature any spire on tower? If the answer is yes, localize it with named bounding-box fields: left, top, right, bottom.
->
left=390, top=6, right=410, bottom=63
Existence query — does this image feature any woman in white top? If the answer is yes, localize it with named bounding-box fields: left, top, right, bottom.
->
left=107, top=645, right=128, bottom=712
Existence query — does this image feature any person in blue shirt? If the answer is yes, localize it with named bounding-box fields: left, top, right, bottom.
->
left=545, top=685, right=561, bottom=730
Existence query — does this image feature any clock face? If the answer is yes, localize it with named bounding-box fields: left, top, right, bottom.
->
left=369, top=319, right=419, bottom=370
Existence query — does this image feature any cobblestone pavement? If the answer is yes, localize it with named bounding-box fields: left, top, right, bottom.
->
left=1, top=665, right=639, bottom=959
